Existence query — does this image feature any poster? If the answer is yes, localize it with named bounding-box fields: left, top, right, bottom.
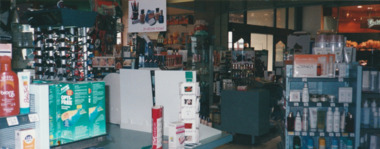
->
left=128, top=0, right=167, bottom=33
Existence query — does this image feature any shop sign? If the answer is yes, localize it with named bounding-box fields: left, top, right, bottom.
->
left=361, top=17, right=380, bottom=30
left=128, top=0, right=167, bottom=33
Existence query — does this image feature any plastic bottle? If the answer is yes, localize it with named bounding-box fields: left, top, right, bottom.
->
left=0, top=56, right=20, bottom=117
left=340, top=110, right=346, bottom=132
left=307, top=137, right=313, bottom=149
left=302, top=83, right=309, bottom=102
left=293, top=136, right=301, bottom=149
left=287, top=112, right=295, bottom=131
left=363, top=100, right=370, bottom=127
left=346, top=140, right=353, bottom=149
left=378, top=107, right=380, bottom=128
left=345, top=112, right=355, bottom=133
left=374, top=111, right=378, bottom=128
left=331, top=138, right=338, bottom=149
left=319, top=137, right=326, bottom=149
left=333, top=107, right=340, bottom=132
left=295, top=111, right=302, bottom=132
left=326, top=107, right=333, bottom=132
left=302, top=108, right=308, bottom=131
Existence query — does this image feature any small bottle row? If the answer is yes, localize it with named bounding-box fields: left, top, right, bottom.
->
left=287, top=107, right=354, bottom=133
left=361, top=99, right=380, bottom=128
left=292, top=136, right=354, bottom=149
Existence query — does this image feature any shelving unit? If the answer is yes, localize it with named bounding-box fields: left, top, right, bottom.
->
left=284, top=64, right=362, bottom=149
left=0, top=113, right=39, bottom=129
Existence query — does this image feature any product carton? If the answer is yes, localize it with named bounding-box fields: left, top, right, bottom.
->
left=15, top=128, right=36, bottom=149
left=59, top=82, right=90, bottom=143
left=88, top=81, right=106, bottom=137
left=168, top=121, right=185, bottom=149
left=49, top=84, right=61, bottom=146
left=293, top=54, right=335, bottom=77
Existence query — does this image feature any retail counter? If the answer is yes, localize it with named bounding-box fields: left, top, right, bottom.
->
left=220, top=89, right=271, bottom=144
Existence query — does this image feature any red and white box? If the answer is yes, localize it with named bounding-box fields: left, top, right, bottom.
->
left=152, top=105, right=163, bottom=149
left=168, top=121, right=185, bottom=149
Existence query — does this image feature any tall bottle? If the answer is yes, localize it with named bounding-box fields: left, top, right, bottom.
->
left=362, top=100, right=370, bottom=127
left=295, top=111, right=302, bottom=132
left=333, top=107, right=340, bottom=132
left=287, top=112, right=295, bottom=131
left=155, top=8, right=160, bottom=20
left=346, top=140, right=353, bottom=149
left=319, top=137, right=326, bottom=149
left=307, top=138, right=314, bottom=149
left=302, top=83, right=309, bottom=102
left=326, top=107, right=333, bottom=132
left=0, top=56, right=20, bottom=117
left=293, top=136, right=301, bottom=149
left=374, top=111, right=378, bottom=128
left=302, top=108, right=308, bottom=131
left=340, top=110, right=346, bottom=132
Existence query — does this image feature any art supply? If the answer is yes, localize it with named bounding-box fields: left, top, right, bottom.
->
left=309, top=108, right=318, bottom=130
left=0, top=56, right=20, bottom=117
left=287, top=112, right=295, bottom=131
left=333, top=107, right=340, bottom=133
left=302, top=108, right=308, bottom=131
left=152, top=105, right=163, bottom=149
left=17, top=72, right=30, bottom=114
left=302, top=83, right=309, bottom=103
left=326, top=107, right=333, bottom=132
left=15, top=128, right=36, bottom=149
left=295, top=111, right=302, bottom=132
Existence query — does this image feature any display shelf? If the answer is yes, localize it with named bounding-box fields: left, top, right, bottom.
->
left=0, top=113, right=39, bottom=129
left=360, top=128, right=380, bottom=134
left=288, top=102, right=352, bottom=108
left=284, top=64, right=362, bottom=149
left=50, top=135, right=107, bottom=149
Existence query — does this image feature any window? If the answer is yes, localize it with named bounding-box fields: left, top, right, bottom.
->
left=276, top=8, right=286, bottom=29
left=247, top=9, right=274, bottom=27
left=229, top=12, right=244, bottom=24
left=288, top=7, right=295, bottom=30
left=251, top=33, right=273, bottom=71
left=228, top=31, right=233, bottom=50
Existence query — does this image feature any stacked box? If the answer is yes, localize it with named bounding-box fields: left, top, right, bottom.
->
left=49, top=84, right=61, bottom=146
left=59, top=82, right=90, bottom=143
left=88, top=81, right=106, bottom=137
left=168, top=121, right=185, bottom=149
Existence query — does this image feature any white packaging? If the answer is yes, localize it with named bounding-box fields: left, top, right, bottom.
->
left=295, top=111, right=302, bottom=132
left=290, top=90, right=301, bottom=102
left=338, top=87, right=352, bottom=103
left=180, top=95, right=200, bottom=120
left=179, top=82, right=200, bottom=96
left=15, top=128, right=36, bottom=149
left=302, top=83, right=309, bottom=102
left=17, top=72, right=31, bottom=114
left=337, top=63, right=347, bottom=78
left=184, top=129, right=200, bottom=144
left=326, top=108, right=333, bottom=132
left=169, top=122, right=185, bottom=149
left=333, top=107, right=340, bottom=133
left=363, top=71, right=370, bottom=91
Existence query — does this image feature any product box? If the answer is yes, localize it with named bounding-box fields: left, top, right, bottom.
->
left=293, top=54, right=335, bottom=77
left=49, top=84, right=61, bottom=146
left=184, top=129, right=199, bottom=144
left=15, top=128, right=36, bottom=149
left=289, top=90, right=301, bottom=102
left=180, top=95, right=200, bottom=119
left=168, top=122, right=185, bottom=149
left=88, top=81, right=106, bottom=137
left=59, top=82, right=90, bottom=143
left=338, top=87, right=353, bottom=103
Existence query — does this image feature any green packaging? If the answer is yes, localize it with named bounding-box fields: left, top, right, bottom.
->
left=49, top=84, right=61, bottom=146
left=88, top=81, right=106, bottom=137
left=59, top=82, right=90, bottom=142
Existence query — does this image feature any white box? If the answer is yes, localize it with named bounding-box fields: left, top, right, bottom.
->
left=180, top=108, right=198, bottom=119
left=15, top=128, right=36, bottom=149
left=168, top=122, right=185, bottom=149
left=179, top=82, right=200, bottom=96
left=339, top=87, right=353, bottom=103
left=184, top=129, right=200, bottom=144
left=289, top=90, right=301, bottom=102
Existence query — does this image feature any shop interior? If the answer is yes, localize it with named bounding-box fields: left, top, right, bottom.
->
left=1, top=0, right=380, bottom=149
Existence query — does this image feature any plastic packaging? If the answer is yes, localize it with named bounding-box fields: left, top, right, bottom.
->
left=309, top=108, right=318, bottom=130
left=307, top=138, right=314, bottom=149
left=333, top=108, right=340, bottom=133
left=302, top=83, right=309, bottom=102
left=0, top=56, right=20, bottom=117
left=343, top=47, right=353, bottom=63
left=340, top=111, right=346, bottom=132
left=17, top=72, right=30, bottom=114
left=302, top=108, right=308, bottom=131
left=326, top=108, right=333, bottom=132
left=295, top=111, right=302, bottom=132
left=363, top=100, right=370, bottom=126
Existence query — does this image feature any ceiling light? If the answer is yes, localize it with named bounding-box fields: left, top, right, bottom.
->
left=346, top=12, right=350, bottom=17
left=368, top=7, right=373, bottom=10
left=357, top=5, right=362, bottom=8
left=354, top=18, right=357, bottom=21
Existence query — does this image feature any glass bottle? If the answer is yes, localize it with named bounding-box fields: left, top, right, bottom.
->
left=155, top=8, right=160, bottom=21
left=140, top=9, right=145, bottom=24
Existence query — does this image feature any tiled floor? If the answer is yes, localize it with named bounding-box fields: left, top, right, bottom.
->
left=216, top=136, right=281, bottom=149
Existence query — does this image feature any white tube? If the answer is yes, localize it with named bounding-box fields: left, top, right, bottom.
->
left=17, top=71, right=30, bottom=114
left=309, top=108, right=318, bottom=130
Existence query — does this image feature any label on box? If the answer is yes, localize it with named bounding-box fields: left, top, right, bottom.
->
left=7, top=116, right=19, bottom=126
left=28, top=114, right=39, bottom=122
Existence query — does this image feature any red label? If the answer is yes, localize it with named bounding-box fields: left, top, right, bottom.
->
left=184, top=86, right=192, bottom=92
left=66, top=90, right=73, bottom=96
left=184, top=123, right=192, bottom=129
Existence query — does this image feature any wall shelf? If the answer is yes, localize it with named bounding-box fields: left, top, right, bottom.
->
left=0, top=113, right=39, bottom=129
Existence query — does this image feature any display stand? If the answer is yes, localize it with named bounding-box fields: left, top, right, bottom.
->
left=283, top=64, right=362, bottom=149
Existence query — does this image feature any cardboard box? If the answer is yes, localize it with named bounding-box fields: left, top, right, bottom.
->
left=15, top=128, right=36, bottom=149
left=88, top=82, right=106, bottom=137
left=168, top=122, right=185, bottom=149
left=293, top=54, right=335, bottom=77
left=49, top=84, right=61, bottom=146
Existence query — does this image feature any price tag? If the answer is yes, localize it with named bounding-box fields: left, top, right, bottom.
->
left=350, top=133, right=355, bottom=137
left=317, top=103, right=322, bottom=107
left=304, top=103, right=309, bottom=107
left=294, top=103, right=299, bottom=107
left=288, top=132, right=294, bottom=136
left=339, top=77, right=344, bottom=82
left=302, top=132, right=308, bottom=136
left=320, top=132, right=325, bottom=137
left=336, top=133, right=341, bottom=137
left=302, top=78, right=307, bottom=82
left=295, top=132, right=300, bottom=136
left=310, top=132, right=315, bottom=136
left=28, top=114, right=39, bottom=122
left=6, top=116, right=19, bottom=126
left=342, top=133, right=349, bottom=137
left=329, top=133, right=334, bottom=137
left=344, top=103, right=349, bottom=107
left=331, top=103, right=336, bottom=107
